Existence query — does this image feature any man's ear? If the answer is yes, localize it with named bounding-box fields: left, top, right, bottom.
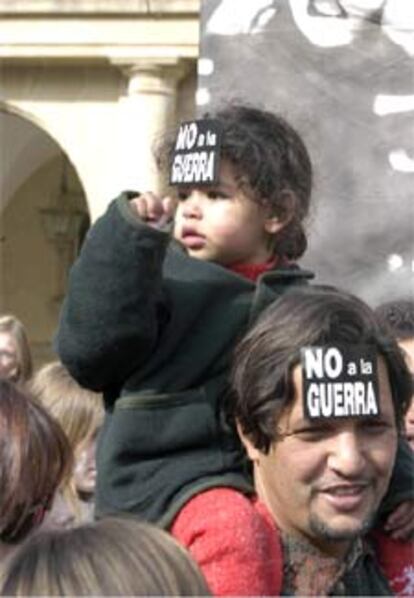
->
left=236, top=421, right=261, bottom=463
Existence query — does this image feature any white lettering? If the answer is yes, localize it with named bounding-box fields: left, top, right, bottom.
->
left=347, top=362, right=357, bottom=376
left=334, top=383, right=344, bottom=416
left=305, top=348, right=324, bottom=379
left=343, top=382, right=355, bottom=415
left=171, top=151, right=215, bottom=184
left=175, top=122, right=198, bottom=151
left=366, top=383, right=379, bottom=415
left=307, top=384, right=321, bottom=417
left=320, top=385, right=332, bottom=417
left=305, top=381, right=380, bottom=419
left=325, top=348, right=343, bottom=379
left=354, top=382, right=365, bottom=414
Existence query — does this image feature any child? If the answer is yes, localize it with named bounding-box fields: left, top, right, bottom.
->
left=0, top=314, right=33, bottom=387
left=31, top=361, right=104, bottom=528
left=2, top=517, right=211, bottom=597
left=376, top=299, right=414, bottom=450
left=56, top=104, right=413, bottom=595
left=0, top=379, right=71, bottom=563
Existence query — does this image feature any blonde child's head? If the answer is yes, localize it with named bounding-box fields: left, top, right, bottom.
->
left=1, top=517, right=211, bottom=596
left=0, top=314, right=33, bottom=386
left=31, top=361, right=104, bottom=525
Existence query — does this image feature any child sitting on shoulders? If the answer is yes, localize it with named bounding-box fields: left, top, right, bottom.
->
left=56, top=104, right=414, bottom=596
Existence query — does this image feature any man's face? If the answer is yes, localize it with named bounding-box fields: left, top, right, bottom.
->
left=244, top=358, right=398, bottom=556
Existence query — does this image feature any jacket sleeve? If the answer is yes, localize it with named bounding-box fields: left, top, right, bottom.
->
left=55, top=193, right=170, bottom=392
left=171, top=488, right=282, bottom=597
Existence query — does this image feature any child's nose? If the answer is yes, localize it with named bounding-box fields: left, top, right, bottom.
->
left=182, top=191, right=203, bottom=218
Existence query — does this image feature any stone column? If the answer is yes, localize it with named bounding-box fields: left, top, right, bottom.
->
left=114, top=58, right=189, bottom=194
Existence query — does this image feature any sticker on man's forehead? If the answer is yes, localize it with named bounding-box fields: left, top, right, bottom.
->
left=301, top=345, right=380, bottom=420
left=170, top=119, right=222, bottom=186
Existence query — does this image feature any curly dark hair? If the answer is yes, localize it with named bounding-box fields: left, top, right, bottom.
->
left=230, top=285, right=412, bottom=454
left=156, top=103, right=312, bottom=260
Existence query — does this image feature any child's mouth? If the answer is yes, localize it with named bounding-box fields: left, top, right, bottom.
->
left=182, top=235, right=206, bottom=249
left=181, top=228, right=206, bottom=249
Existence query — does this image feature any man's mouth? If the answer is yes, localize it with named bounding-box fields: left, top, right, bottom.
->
left=318, top=483, right=371, bottom=512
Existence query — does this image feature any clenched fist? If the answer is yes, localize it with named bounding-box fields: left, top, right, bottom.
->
left=131, top=192, right=177, bottom=228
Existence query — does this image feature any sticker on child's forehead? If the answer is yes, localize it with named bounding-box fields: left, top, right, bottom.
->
left=170, top=119, right=222, bottom=186
left=300, top=345, right=380, bottom=420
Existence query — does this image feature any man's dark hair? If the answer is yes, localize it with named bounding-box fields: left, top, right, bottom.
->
left=230, top=285, right=412, bottom=453
left=375, top=299, right=414, bottom=341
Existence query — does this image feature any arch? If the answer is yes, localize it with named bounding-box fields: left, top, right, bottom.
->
left=0, top=103, right=90, bottom=367
left=0, top=102, right=91, bottom=217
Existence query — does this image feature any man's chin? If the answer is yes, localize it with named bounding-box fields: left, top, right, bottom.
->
left=309, top=511, right=375, bottom=543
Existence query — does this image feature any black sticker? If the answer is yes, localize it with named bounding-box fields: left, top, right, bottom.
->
left=301, top=345, right=380, bottom=420
left=170, top=119, right=222, bottom=186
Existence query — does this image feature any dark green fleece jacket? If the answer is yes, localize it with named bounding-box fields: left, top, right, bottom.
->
left=56, top=192, right=413, bottom=527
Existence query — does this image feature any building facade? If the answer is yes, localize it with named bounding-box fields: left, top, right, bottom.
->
left=0, top=0, right=200, bottom=365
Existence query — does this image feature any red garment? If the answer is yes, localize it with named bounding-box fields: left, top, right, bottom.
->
left=171, top=487, right=414, bottom=597
left=171, top=488, right=282, bottom=596
left=229, top=257, right=279, bottom=282
left=373, top=530, right=414, bottom=596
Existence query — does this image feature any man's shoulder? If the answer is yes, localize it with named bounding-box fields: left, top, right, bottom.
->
left=171, top=489, right=283, bottom=596
left=171, top=488, right=278, bottom=542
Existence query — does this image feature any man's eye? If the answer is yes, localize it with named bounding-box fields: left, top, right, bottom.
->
left=362, top=420, right=391, bottom=434
left=291, top=427, right=332, bottom=441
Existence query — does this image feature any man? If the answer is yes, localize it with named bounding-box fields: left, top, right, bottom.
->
left=230, top=285, right=414, bottom=596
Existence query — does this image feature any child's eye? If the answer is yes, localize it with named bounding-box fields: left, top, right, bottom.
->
left=177, top=191, right=190, bottom=201
left=207, top=190, right=230, bottom=200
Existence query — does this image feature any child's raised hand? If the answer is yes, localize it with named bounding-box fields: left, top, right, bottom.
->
left=383, top=500, right=414, bottom=540
left=131, top=192, right=176, bottom=228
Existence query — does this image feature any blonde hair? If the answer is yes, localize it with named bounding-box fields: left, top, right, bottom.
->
left=1, top=517, right=211, bottom=596
left=30, top=361, right=104, bottom=521
left=31, top=361, right=103, bottom=451
left=0, top=314, right=33, bottom=385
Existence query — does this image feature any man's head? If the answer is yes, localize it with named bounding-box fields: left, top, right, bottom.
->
left=230, top=286, right=412, bottom=556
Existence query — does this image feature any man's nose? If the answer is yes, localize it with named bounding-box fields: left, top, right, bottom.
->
left=327, top=431, right=367, bottom=477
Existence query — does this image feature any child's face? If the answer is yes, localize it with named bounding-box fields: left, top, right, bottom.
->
left=73, top=433, right=98, bottom=496
left=0, top=332, right=19, bottom=382
left=398, top=337, right=414, bottom=450
left=173, top=160, right=279, bottom=266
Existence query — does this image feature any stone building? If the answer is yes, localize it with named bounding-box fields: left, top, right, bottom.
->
left=0, top=0, right=200, bottom=365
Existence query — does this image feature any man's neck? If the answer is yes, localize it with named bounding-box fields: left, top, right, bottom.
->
left=280, top=530, right=362, bottom=596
